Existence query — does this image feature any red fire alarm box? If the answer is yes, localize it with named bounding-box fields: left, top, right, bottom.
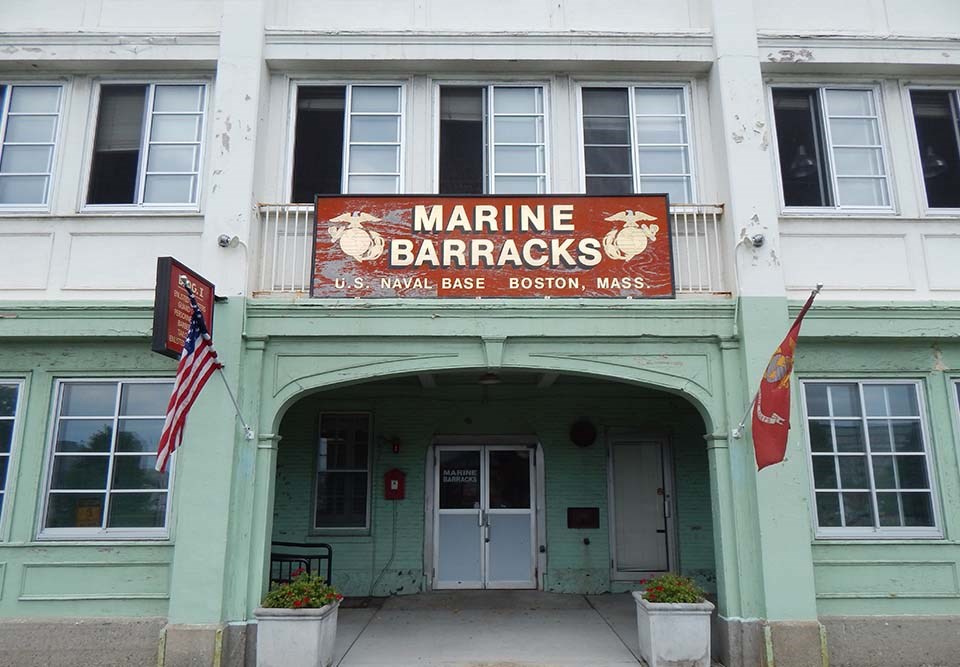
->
left=384, top=468, right=405, bottom=500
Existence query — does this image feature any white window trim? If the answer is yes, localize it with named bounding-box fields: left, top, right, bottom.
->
left=0, top=379, right=25, bottom=539
left=903, top=83, right=960, bottom=219
left=768, top=82, right=898, bottom=217
left=37, top=378, right=176, bottom=541
left=283, top=79, right=409, bottom=204
left=0, top=81, right=66, bottom=213
left=79, top=78, right=210, bottom=213
left=800, top=378, right=943, bottom=540
left=431, top=79, right=552, bottom=195
left=576, top=81, right=698, bottom=204
left=311, top=411, right=373, bottom=534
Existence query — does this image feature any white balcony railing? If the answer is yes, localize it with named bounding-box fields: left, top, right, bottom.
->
left=255, top=203, right=726, bottom=296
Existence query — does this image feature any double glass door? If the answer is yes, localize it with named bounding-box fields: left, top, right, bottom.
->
left=434, top=445, right=536, bottom=589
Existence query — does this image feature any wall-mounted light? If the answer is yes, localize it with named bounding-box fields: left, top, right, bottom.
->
left=921, top=146, right=949, bottom=179
left=478, top=372, right=501, bottom=385
left=788, top=144, right=817, bottom=179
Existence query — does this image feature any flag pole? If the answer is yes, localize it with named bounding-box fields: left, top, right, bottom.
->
left=217, top=367, right=256, bottom=441
left=180, top=279, right=256, bottom=441
left=731, top=391, right=758, bottom=440
left=731, top=283, right=823, bottom=440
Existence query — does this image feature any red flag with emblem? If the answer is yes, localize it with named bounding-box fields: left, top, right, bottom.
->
left=752, top=288, right=820, bottom=470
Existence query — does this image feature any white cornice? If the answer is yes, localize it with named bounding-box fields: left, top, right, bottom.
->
left=0, top=32, right=220, bottom=47
left=264, top=29, right=714, bottom=47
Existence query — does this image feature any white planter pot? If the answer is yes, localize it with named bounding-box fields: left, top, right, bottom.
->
left=255, top=601, right=340, bottom=667
left=632, top=591, right=714, bottom=667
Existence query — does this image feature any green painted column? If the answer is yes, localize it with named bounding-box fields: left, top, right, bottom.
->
left=710, top=0, right=820, bottom=627
left=165, top=299, right=247, bottom=624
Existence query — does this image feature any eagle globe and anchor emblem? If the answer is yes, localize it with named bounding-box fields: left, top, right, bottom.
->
left=602, top=209, right=660, bottom=261
left=328, top=211, right=386, bottom=262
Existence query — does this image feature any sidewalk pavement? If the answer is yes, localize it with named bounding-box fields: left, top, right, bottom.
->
left=332, top=590, right=643, bottom=667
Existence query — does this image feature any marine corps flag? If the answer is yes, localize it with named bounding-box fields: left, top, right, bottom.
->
left=751, top=285, right=821, bottom=470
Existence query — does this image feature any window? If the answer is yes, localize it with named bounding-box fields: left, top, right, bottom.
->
left=0, top=84, right=62, bottom=206
left=41, top=380, right=174, bottom=538
left=290, top=84, right=403, bottom=202
left=87, top=83, right=206, bottom=206
left=314, top=413, right=371, bottom=530
left=0, top=382, right=22, bottom=524
left=802, top=381, right=939, bottom=538
left=772, top=87, right=891, bottom=209
left=438, top=85, right=547, bottom=194
left=909, top=89, right=960, bottom=209
left=581, top=86, right=693, bottom=202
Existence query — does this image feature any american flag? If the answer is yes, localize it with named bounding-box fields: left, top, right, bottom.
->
left=155, top=287, right=223, bottom=473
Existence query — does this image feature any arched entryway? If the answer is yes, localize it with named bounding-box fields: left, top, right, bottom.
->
left=261, top=369, right=717, bottom=604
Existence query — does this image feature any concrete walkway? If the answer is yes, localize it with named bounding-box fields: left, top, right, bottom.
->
left=332, top=591, right=643, bottom=667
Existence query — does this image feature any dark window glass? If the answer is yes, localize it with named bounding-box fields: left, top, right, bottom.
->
left=488, top=450, right=531, bottom=509
left=292, top=86, right=346, bottom=202
left=439, top=450, right=481, bottom=510
left=88, top=85, right=147, bottom=204
left=773, top=89, right=833, bottom=207
left=314, top=413, right=370, bottom=529
left=44, top=381, right=172, bottom=533
left=439, top=87, right=484, bottom=194
left=583, top=88, right=632, bottom=196
left=805, top=382, right=936, bottom=532
left=910, top=90, right=960, bottom=208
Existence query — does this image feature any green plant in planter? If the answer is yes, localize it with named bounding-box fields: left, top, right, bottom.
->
left=262, top=570, right=343, bottom=609
left=639, top=573, right=706, bottom=604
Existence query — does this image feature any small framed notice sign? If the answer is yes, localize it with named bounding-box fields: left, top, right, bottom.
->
left=151, top=257, right=216, bottom=360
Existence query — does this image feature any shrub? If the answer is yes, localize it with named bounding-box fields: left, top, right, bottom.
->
left=262, top=570, right=343, bottom=609
left=639, top=573, right=706, bottom=604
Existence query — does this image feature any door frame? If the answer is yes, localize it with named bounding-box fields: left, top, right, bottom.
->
left=607, top=432, right=678, bottom=581
left=424, top=435, right=545, bottom=591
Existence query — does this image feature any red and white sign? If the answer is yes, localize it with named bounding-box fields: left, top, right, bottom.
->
left=151, top=257, right=216, bottom=359
left=311, top=195, right=673, bottom=298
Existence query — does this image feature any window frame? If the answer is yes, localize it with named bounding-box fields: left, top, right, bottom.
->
left=284, top=79, right=408, bottom=203
left=0, top=379, right=25, bottom=538
left=768, top=82, right=897, bottom=216
left=799, top=378, right=943, bottom=540
left=576, top=81, right=698, bottom=203
left=80, top=78, right=210, bottom=212
left=311, top=411, right=373, bottom=534
left=0, top=81, right=66, bottom=212
left=37, top=378, right=176, bottom=541
left=431, top=79, right=552, bottom=195
left=904, top=83, right=960, bottom=217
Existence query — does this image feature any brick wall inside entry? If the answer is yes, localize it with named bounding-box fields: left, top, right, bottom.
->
left=271, top=375, right=716, bottom=597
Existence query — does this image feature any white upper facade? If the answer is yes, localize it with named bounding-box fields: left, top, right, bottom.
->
left=0, top=0, right=958, bottom=301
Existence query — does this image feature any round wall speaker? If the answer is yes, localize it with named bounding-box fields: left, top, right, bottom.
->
left=569, top=419, right=597, bottom=448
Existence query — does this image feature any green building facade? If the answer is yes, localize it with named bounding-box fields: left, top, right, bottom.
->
left=2, top=0, right=960, bottom=665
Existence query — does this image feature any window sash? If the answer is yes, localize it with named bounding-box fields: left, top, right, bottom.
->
left=802, top=380, right=940, bottom=538
left=0, top=381, right=23, bottom=536
left=0, top=84, right=62, bottom=207
left=39, top=379, right=174, bottom=539
left=489, top=86, right=547, bottom=194
left=343, top=84, right=403, bottom=195
left=313, top=412, right=372, bottom=531
left=581, top=85, right=694, bottom=203
left=773, top=86, right=892, bottom=211
left=87, top=82, right=206, bottom=208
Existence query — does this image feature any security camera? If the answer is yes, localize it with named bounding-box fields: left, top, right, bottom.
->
left=217, top=234, right=240, bottom=248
